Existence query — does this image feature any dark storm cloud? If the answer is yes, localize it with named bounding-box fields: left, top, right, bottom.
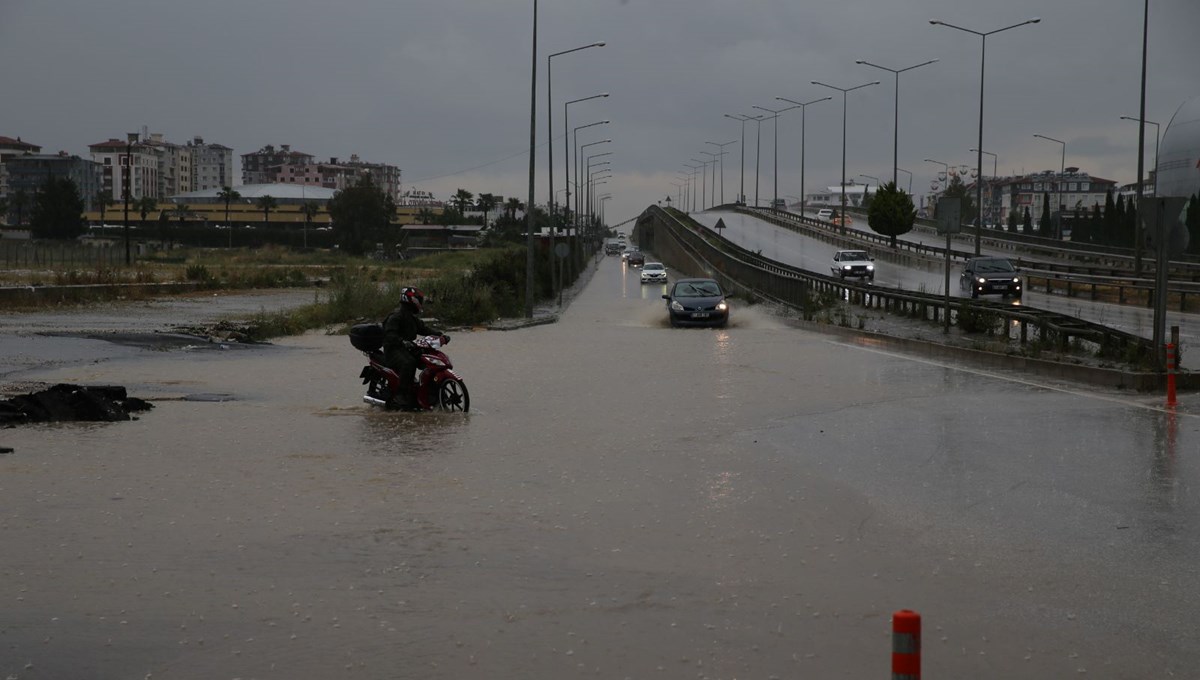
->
left=1, top=0, right=1196, bottom=221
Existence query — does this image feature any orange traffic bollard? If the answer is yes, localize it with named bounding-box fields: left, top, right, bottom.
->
left=892, top=609, right=921, bottom=680
left=1167, top=343, right=1177, bottom=407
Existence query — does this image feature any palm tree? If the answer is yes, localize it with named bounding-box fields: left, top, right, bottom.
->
left=300, top=200, right=320, bottom=248
left=258, top=194, right=277, bottom=228
left=218, top=186, right=241, bottom=248
left=504, top=197, right=523, bottom=220
left=136, top=196, right=157, bottom=226
left=94, top=190, right=113, bottom=226
left=416, top=207, right=434, bottom=225
left=476, top=193, right=498, bottom=230
left=453, top=188, right=474, bottom=216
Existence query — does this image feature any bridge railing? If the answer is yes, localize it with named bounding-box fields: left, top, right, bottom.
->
left=638, top=205, right=1156, bottom=364
left=743, top=206, right=1200, bottom=313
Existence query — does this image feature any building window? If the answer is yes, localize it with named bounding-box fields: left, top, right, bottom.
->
left=1081, top=182, right=1090, bottom=192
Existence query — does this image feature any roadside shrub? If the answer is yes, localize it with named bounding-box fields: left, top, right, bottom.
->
left=956, top=304, right=1001, bottom=334
left=185, top=264, right=213, bottom=282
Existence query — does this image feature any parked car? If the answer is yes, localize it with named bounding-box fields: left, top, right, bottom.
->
left=626, top=250, right=645, bottom=268
left=960, top=257, right=1022, bottom=299
left=640, top=262, right=667, bottom=284
left=663, top=278, right=729, bottom=328
left=816, top=208, right=834, bottom=220
left=830, top=250, right=875, bottom=281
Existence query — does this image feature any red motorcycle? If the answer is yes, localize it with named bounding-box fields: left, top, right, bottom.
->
left=350, top=323, right=470, bottom=412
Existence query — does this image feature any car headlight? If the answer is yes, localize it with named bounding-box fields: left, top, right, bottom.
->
left=670, top=300, right=684, bottom=311
left=1012, top=277, right=1020, bottom=283
left=977, top=277, right=987, bottom=284
left=866, top=264, right=874, bottom=271
left=843, top=265, right=852, bottom=271
left=716, top=301, right=728, bottom=311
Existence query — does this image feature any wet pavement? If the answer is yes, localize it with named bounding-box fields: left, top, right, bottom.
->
left=1, top=265, right=1198, bottom=678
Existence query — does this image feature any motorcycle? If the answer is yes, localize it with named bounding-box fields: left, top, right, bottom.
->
left=349, top=323, right=470, bottom=412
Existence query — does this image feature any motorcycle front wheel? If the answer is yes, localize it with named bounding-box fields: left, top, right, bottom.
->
left=436, top=379, right=470, bottom=412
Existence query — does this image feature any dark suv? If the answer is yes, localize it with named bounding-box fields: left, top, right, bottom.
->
left=626, top=250, right=645, bottom=268
left=960, top=257, right=1022, bottom=299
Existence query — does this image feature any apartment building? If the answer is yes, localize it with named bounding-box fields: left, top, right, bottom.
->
left=186, top=136, right=233, bottom=192
left=245, top=144, right=402, bottom=199
left=88, top=138, right=159, bottom=202
left=992, top=171, right=1118, bottom=224
left=5, top=152, right=103, bottom=212
left=242, top=144, right=314, bottom=185
left=0, top=135, right=43, bottom=198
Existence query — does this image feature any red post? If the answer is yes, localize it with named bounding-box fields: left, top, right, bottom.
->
left=892, top=609, right=921, bottom=680
left=1166, top=343, right=1177, bottom=407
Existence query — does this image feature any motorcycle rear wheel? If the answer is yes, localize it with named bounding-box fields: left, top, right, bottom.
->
left=436, top=379, right=470, bottom=412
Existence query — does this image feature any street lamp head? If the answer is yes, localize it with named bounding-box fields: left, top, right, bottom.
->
left=594, top=42, right=606, bottom=47
left=1028, top=17, right=1041, bottom=24
left=929, top=19, right=942, bottom=25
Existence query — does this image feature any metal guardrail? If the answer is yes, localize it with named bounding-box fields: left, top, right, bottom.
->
left=638, top=206, right=1155, bottom=362
left=741, top=206, right=1200, bottom=313
left=842, top=205, right=1200, bottom=275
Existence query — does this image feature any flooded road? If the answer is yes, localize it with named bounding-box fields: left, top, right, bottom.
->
left=1, top=268, right=1198, bottom=678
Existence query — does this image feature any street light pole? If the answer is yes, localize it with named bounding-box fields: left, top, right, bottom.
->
left=705, top=140, right=736, bottom=205
left=813, top=80, right=879, bottom=232
left=724, top=114, right=755, bottom=204
left=567, top=114, right=608, bottom=276
left=855, top=58, right=938, bottom=186
left=690, top=158, right=710, bottom=210
left=548, top=43, right=605, bottom=303
left=1033, top=134, right=1066, bottom=239
left=777, top=96, right=831, bottom=215
left=701, top=151, right=718, bottom=209
left=753, top=104, right=799, bottom=208
left=123, top=132, right=139, bottom=265
left=579, top=139, right=610, bottom=224
left=524, top=0, right=538, bottom=319
left=931, top=16, right=1040, bottom=256
left=685, top=163, right=702, bottom=212
left=969, top=148, right=998, bottom=226
left=1121, top=116, right=1161, bottom=197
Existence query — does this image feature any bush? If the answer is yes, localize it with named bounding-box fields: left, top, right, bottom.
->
left=956, top=304, right=1001, bottom=334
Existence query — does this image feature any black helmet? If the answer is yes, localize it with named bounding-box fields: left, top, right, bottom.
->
left=399, top=286, right=425, bottom=313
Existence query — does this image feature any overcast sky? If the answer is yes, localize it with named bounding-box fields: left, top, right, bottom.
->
left=3, top=0, right=1197, bottom=225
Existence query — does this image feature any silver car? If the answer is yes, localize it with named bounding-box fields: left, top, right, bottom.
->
left=640, top=262, right=667, bottom=284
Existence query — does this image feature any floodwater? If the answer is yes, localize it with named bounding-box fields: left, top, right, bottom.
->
left=1, top=263, right=1198, bottom=678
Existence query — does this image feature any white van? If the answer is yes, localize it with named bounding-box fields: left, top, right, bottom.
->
left=816, top=208, right=834, bottom=220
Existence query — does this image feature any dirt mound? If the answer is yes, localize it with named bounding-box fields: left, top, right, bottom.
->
left=0, top=384, right=153, bottom=426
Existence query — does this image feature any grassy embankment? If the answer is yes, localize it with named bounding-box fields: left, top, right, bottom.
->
left=2, top=245, right=551, bottom=339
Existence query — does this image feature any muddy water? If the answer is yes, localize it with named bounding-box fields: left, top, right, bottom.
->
left=1, top=266, right=1198, bottom=678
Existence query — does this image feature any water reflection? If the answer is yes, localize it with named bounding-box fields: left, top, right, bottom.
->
left=1146, top=408, right=1180, bottom=512
left=357, top=409, right=471, bottom=456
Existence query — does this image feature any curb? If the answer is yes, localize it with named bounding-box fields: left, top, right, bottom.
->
left=487, top=315, right=559, bottom=331
left=786, top=317, right=1192, bottom=392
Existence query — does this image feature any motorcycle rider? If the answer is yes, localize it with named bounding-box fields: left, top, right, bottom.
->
left=382, top=287, right=447, bottom=410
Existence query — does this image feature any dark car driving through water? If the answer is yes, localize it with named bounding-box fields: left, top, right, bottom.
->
left=663, top=278, right=729, bottom=328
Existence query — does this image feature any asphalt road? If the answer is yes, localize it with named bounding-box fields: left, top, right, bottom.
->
left=0, top=272, right=1197, bottom=678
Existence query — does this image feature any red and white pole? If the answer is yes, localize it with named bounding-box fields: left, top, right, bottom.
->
left=892, top=609, right=921, bottom=680
left=1166, top=343, right=1177, bottom=407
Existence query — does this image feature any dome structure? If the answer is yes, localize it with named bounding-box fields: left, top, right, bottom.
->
left=1157, top=96, right=1200, bottom=199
